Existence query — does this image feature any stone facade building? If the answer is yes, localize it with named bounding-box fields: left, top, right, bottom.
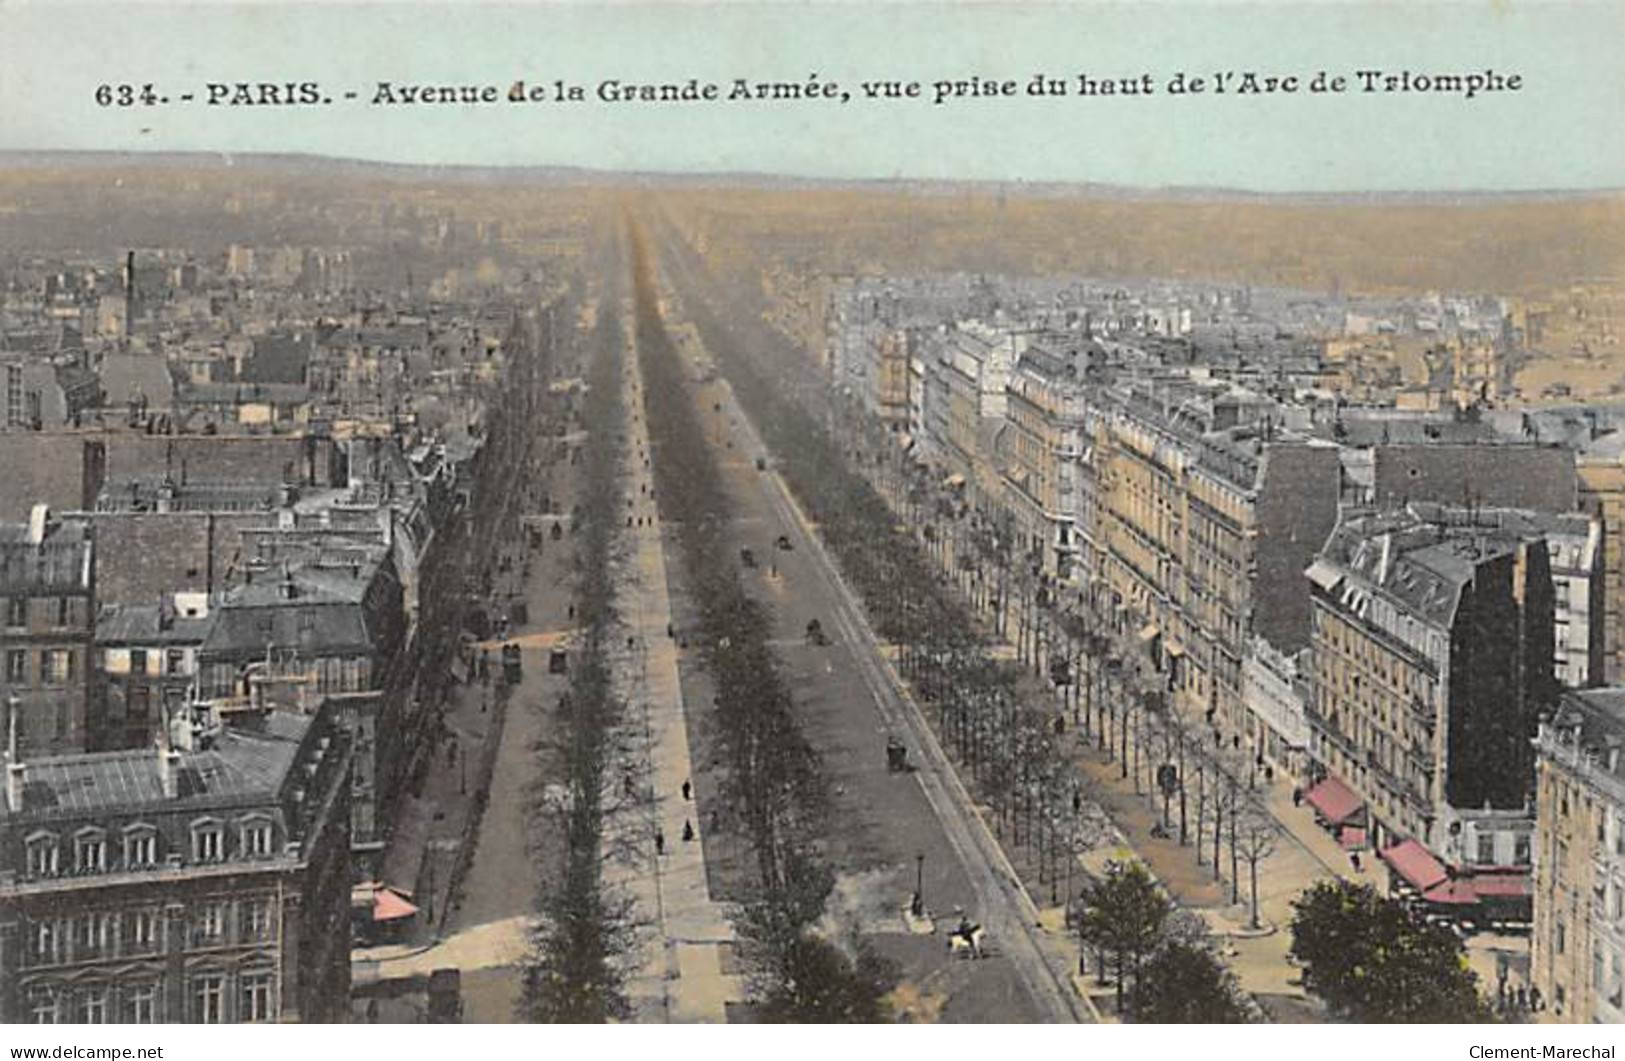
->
left=1, top=507, right=94, bottom=757
left=1532, top=688, right=1625, bottom=1023
left=0, top=699, right=352, bottom=1023
left=1306, top=508, right=1557, bottom=888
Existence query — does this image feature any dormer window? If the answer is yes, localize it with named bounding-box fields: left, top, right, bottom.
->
left=74, top=829, right=105, bottom=873
left=26, top=833, right=60, bottom=878
left=191, top=821, right=224, bottom=863
left=124, top=825, right=158, bottom=868
left=240, top=818, right=273, bottom=859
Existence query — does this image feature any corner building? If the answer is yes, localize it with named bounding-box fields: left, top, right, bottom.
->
left=0, top=700, right=352, bottom=1023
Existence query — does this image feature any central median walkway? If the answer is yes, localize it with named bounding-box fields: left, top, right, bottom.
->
left=603, top=302, right=744, bottom=1023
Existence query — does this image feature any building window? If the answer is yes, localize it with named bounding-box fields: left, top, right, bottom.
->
left=243, top=898, right=273, bottom=941
left=241, top=820, right=273, bottom=858
left=43, top=649, right=74, bottom=685
left=192, top=823, right=224, bottom=863
left=79, top=983, right=109, bottom=1024
left=191, top=972, right=226, bottom=1024
left=1515, top=833, right=1532, bottom=866
left=6, top=597, right=26, bottom=628
left=128, top=684, right=151, bottom=724
left=5, top=648, right=24, bottom=682
left=55, top=597, right=70, bottom=626
left=130, top=648, right=148, bottom=675
left=123, top=980, right=159, bottom=1024
left=28, top=985, right=61, bottom=1024
left=124, top=827, right=157, bottom=868
left=75, top=831, right=106, bottom=873
left=192, top=902, right=227, bottom=946
left=26, top=835, right=60, bottom=878
left=126, top=908, right=160, bottom=952
left=240, top=968, right=275, bottom=1023
left=76, top=912, right=114, bottom=957
left=32, top=919, right=64, bottom=964
left=1476, top=832, right=1496, bottom=865
left=166, top=649, right=185, bottom=675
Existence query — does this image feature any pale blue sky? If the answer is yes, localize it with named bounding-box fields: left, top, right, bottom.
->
left=1, top=1, right=1621, bottom=192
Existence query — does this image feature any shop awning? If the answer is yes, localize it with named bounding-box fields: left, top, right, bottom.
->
left=373, top=887, right=419, bottom=922
left=1138, top=624, right=1161, bottom=644
left=353, top=881, right=420, bottom=922
left=1339, top=826, right=1368, bottom=850
left=1165, top=640, right=1186, bottom=659
left=1421, top=879, right=1478, bottom=906
left=1380, top=838, right=1449, bottom=892
left=1304, top=777, right=1364, bottom=826
left=1470, top=874, right=1533, bottom=899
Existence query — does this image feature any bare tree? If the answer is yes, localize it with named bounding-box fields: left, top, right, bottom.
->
left=1234, top=803, right=1281, bottom=930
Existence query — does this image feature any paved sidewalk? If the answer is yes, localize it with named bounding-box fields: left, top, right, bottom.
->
left=603, top=312, right=744, bottom=1023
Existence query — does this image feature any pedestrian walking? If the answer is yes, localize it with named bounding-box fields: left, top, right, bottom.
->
left=1291, top=786, right=1303, bottom=808
left=682, top=819, right=695, bottom=842
left=682, top=779, right=692, bottom=801
left=1350, top=851, right=1363, bottom=873
left=655, top=829, right=665, bottom=856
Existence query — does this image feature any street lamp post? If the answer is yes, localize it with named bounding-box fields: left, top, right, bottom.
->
left=913, top=852, right=925, bottom=917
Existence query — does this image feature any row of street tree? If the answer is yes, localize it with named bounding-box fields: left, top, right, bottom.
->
left=648, top=234, right=1255, bottom=1020
left=655, top=224, right=1501, bottom=1023
left=629, top=225, right=896, bottom=1021
left=520, top=235, right=633, bottom=1022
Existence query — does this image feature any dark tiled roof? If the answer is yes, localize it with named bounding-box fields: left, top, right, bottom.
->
left=243, top=332, right=313, bottom=385
left=202, top=584, right=372, bottom=659
left=99, top=355, right=176, bottom=411
left=4, top=712, right=308, bottom=819
left=1551, top=689, right=1625, bottom=768
left=1317, top=511, right=1520, bottom=628
left=95, top=603, right=214, bottom=645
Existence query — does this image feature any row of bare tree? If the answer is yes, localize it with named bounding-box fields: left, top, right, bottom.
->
left=519, top=235, right=634, bottom=1022
left=628, top=225, right=895, bottom=1020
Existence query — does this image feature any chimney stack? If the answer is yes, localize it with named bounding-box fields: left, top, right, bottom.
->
left=5, top=696, right=24, bottom=812
left=125, top=251, right=135, bottom=342
left=156, top=703, right=180, bottom=799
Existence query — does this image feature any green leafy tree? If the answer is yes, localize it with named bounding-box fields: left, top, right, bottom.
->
left=1076, top=860, right=1172, bottom=1017
left=1289, top=879, right=1494, bottom=1022
left=759, top=936, right=899, bottom=1023
left=1128, top=942, right=1251, bottom=1023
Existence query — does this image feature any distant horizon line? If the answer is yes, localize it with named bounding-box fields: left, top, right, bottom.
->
left=3, top=148, right=1622, bottom=205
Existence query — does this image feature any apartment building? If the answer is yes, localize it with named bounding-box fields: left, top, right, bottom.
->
left=1, top=507, right=95, bottom=757
left=0, top=699, right=352, bottom=1023
left=1532, top=688, right=1625, bottom=1023
left=1306, top=508, right=1556, bottom=907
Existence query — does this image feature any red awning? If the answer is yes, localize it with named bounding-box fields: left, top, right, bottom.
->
left=354, top=881, right=420, bottom=923
left=1304, top=777, right=1364, bottom=826
left=1381, top=839, right=1449, bottom=892
left=1340, top=826, right=1368, bottom=850
left=1422, top=879, right=1478, bottom=906
left=1471, top=874, right=1533, bottom=899
left=372, top=887, right=419, bottom=922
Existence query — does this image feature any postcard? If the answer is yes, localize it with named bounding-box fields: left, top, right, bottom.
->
left=0, top=0, right=1622, bottom=1043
